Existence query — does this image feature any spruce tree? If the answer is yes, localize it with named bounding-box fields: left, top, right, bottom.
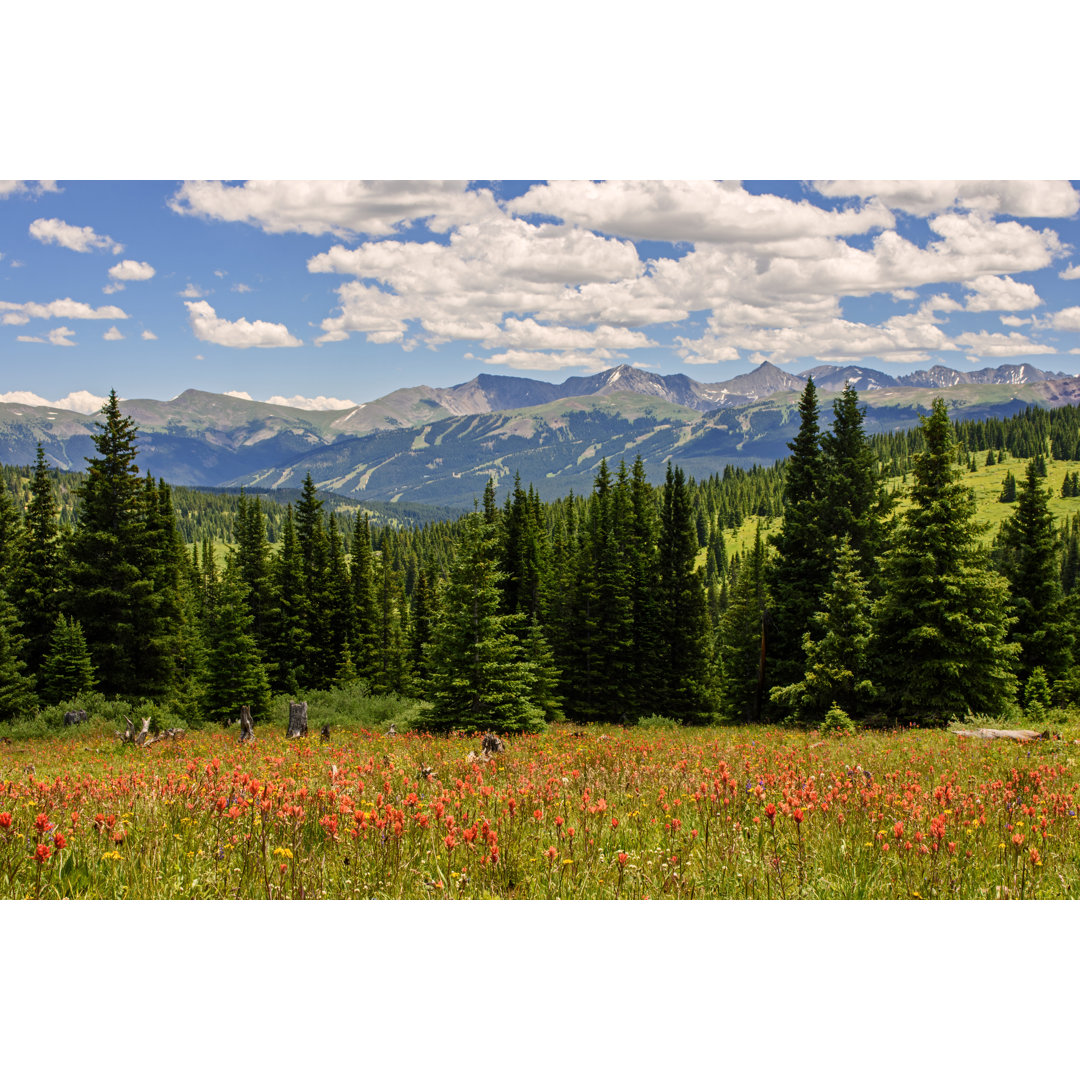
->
left=65, top=391, right=163, bottom=698
left=38, top=614, right=96, bottom=705
left=818, top=384, right=889, bottom=585
left=350, top=512, right=380, bottom=682
left=770, top=537, right=877, bottom=724
left=10, top=445, right=64, bottom=674
left=657, top=462, right=716, bottom=724
left=997, top=460, right=1073, bottom=680
left=423, top=512, right=543, bottom=733
left=0, top=595, right=36, bottom=721
left=718, top=524, right=769, bottom=724
left=768, top=377, right=828, bottom=690
left=874, top=399, right=1019, bottom=721
left=201, top=556, right=272, bottom=724
left=266, top=507, right=309, bottom=694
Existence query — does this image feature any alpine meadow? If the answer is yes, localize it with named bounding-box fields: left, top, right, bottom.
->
left=5, top=179, right=1080, bottom=901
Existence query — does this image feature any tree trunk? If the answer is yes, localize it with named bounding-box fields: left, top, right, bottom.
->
left=287, top=701, right=308, bottom=739
left=240, top=705, right=255, bottom=743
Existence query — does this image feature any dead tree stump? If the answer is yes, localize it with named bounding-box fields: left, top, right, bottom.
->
left=63, top=709, right=88, bottom=727
left=287, top=701, right=308, bottom=739
left=239, top=705, right=255, bottom=744
left=481, top=733, right=505, bottom=756
left=320, top=724, right=330, bottom=743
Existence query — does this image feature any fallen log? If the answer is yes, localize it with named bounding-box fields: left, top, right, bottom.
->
left=952, top=727, right=1047, bottom=742
left=116, top=717, right=184, bottom=746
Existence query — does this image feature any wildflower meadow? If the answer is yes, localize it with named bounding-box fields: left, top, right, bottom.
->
left=3, top=718, right=1079, bottom=900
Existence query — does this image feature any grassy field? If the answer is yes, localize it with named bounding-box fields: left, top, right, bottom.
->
left=5, top=717, right=1079, bottom=899
left=718, top=453, right=1080, bottom=559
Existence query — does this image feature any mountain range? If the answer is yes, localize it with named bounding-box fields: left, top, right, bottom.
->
left=0, top=360, right=1076, bottom=506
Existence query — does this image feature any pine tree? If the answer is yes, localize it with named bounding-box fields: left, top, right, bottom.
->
left=37, top=614, right=96, bottom=705
left=657, top=462, right=715, bottom=724
left=0, top=596, right=36, bottom=721
left=266, top=507, right=309, bottom=694
left=423, top=512, right=543, bottom=733
left=65, top=391, right=163, bottom=698
left=770, top=537, right=877, bottom=723
left=874, top=399, right=1019, bottom=721
left=997, top=460, right=1073, bottom=680
left=718, top=524, right=769, bottom=723
left=350, top=512, right=379, bottom=682
left=10, top=445, right=64, bottom=674
left=0, top=484, right=22, bottom=577
left=201, top=556, right=272, bottom=724
left=1000, top=471, right=1017, bottom=503
left=818, top=384, right=889, bottom=585
left=768, top=377, right=828, bottom=690
left=234, top=491, right=273, bottom=653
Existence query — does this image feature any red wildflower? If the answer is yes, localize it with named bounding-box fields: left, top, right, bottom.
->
left=793, top=808, right=804, bottom=825
left=53, top=833, right=67, bottom=850
left=32, top=843, right=51, bottom=864
left=546, top=846, right=557, bottom=862
left=34, top=812, right=52, bottom=834
left=618, top=852, right=629, bottom=867
left=765, top=804, right=776, bottom=823
left=0, top=812, right=11, bottom=830
left=893, top=821, right=904, bottom=840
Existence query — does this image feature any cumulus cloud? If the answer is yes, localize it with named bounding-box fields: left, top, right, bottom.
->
left=510, top=180, right=895, bottom=244
left=232, top=283, right=252, bottom=293
left=29, top=218, right=123, bottom=254
left=0, top=298, right=128, bottom=324
left=1060, top=265, right=1080, bottom=281
left=108, top=259, right=155, bottom=282
left=179, top=283, right=206, bottom=298
left=0, top=181, right=61, bottom=199
left=103, top=326, right=124, bottom=341
left=0, top=389, right=106, bottom=412
left=17, top=326, right=76, bottom=346
left=185, top=300, right=302, bottom=348
left=170, top=180, right=499, bottom=238
left=223, top=390, right=253, bottom=400
left=813, top=181, right=1080, bottom=218
left=141, top=329, right=158, bottom=340
left=298, top=180, right=1075, bottom=370
left=964, top=275, right=1042, bottom=312
left=1000, top=315, right=1031, bottom=327
left=951, top=330, right=1057, bottom=357
left=266, top=394, right=359, bottom=410
left=482, top=349, right=619, bottom=372
left=1053, top=307, right=1080, bottom=332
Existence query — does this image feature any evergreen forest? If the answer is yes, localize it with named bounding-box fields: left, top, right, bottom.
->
left=6, top=384, right=1080, bottom=734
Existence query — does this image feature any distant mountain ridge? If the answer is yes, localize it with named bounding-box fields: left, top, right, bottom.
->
left=0, top=360, right=1074, bottom=504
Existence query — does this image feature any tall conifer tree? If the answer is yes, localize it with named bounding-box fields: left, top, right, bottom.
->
left=874, top=399, right=1018, bottom=721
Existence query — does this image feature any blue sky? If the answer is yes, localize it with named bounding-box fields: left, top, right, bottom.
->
left=2, top=179, right=1079, bottom=413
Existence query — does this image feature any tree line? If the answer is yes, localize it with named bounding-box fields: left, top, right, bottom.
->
left=1, top=386, right=1078, bottom=731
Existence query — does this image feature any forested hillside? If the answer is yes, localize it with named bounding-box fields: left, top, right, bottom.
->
left=4, top=384, right=1080, bottom=732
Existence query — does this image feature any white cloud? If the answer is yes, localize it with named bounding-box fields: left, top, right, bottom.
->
left=482, top=349, right=618, bottom=372
left=964, top=274, right=1042, bottom=312
left=0, top=181, right=61, bottom=199
left=813, top=181, right=1080, bottom=218
left=214, top=269, right=227, bottom=278
left=510, top=180, right=895, bottom=243
left=951, top=330, right=1057, bottom=357
left=29, top=217, right=123, bottom=254
left=103, top=326, right=124, bottom=341
left=108, top=259, right=155, bottom=282
left=0, top=298, right=128, bottom=324
left=1060, top=265, right=1080, bottom=281
left=17, top=326, right=76, bottom=346
left=232, top=283, right=252, bottom=293
left=170, top=180, right=499, bottom=238
left=223, top=390, right=253, bottom=400
left=0, top=389, right=105, bottom=412
left=179, top=283, right=206, bottom=298
left=185, top=300, right=302, bottom=348
left=1000, top=315, right=1031, bottom=327
left=1053, top=307, right=1080, bottom=331
left=266, top=394, right=359, bottom=410
left=141, top=329, right=157, bottom=340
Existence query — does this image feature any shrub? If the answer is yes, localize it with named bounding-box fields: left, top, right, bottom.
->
left=637, top=713, right=680, bottom=731
left=820, top=703, right=856, bottom=737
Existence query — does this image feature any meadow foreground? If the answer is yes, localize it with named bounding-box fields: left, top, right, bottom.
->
left=2, top=722, right=1077, bottom=900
